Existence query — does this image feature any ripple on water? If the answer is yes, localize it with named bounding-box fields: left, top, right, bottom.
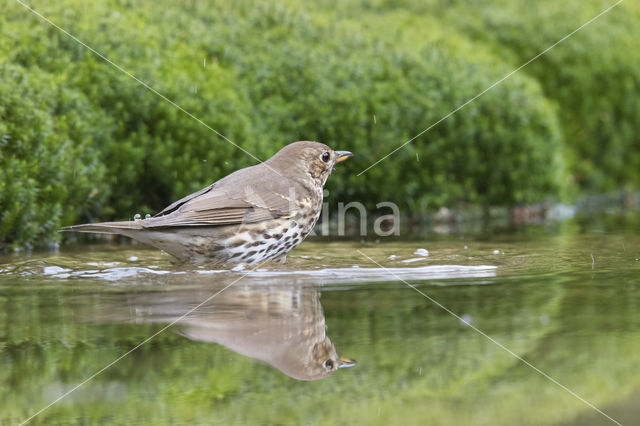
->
left=243, top=264, right=496, bottom=285
left=1, top=243, right=504, bottom=286
left=24, top=262, right=497, bottom=286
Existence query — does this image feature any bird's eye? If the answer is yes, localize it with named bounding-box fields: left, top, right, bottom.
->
left=321, top=152, right=330, bottom=163
left=324, top=359, right=334, bottom=370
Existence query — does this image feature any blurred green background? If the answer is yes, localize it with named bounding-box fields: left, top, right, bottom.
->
left=1, top=0, right=639, bottom=248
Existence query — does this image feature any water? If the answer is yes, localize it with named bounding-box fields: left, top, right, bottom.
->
left=1, top=217, right=639, bottom=425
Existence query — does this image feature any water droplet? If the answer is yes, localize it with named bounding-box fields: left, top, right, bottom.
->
left=133, top=214, right=141, bottom=221
left=492, top=249, right=500, bottom=254
left=145, top=214, right=151, bottom=219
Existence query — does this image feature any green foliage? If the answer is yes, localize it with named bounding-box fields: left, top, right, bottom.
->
left=431, top=0, right=640, bottom=192
left=1, top=0, right=637, bottom=247
left=0, top=63, right=108, bottom=248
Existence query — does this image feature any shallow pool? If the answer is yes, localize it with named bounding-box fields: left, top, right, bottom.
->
left=1, top=218, right=639, bottom=425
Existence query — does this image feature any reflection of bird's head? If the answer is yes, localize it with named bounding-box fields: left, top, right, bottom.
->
left=179, top=325, right=356, bottom=381
left=297, top=337, right=356, bottom=380
left=267, top=141, right=353, bottom=187
left=90, top=281, right=356, bottom=381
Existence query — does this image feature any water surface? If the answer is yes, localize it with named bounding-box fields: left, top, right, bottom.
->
left=1, top=219, right=639, bottom=425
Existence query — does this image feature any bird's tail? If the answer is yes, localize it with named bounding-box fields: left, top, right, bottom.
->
left=62, top=221, right=144, bottom=235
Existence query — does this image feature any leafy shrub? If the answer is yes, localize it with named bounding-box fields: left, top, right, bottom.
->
left=433, top=0, right=640, bottom=192
left=0, top=63, right=108, bottom=249
left=11, top=0, right=637, bottom=247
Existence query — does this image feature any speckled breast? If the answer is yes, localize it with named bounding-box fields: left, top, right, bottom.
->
left=223, top=200, right=322, bottom=265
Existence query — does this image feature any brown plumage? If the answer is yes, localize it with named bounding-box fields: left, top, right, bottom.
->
left=90, top=283, right=356, bottom=380
left=63, top=141, right=353, bottom=265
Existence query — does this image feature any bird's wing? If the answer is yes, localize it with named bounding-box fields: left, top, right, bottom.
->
left=153, top=183, right=216, bottom=217
left=145, top=193, right=289, bottom=228
left=145, top=166, right=301, bottom=228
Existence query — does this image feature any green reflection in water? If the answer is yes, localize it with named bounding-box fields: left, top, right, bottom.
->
left=0, top=230, right=639, bottom=425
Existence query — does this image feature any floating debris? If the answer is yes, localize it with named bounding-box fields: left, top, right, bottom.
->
left=414, top=248, right=429, bottom=257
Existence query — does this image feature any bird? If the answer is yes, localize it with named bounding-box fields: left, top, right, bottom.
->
left=63, top=141, right=353, bottom=265
left=91, top=282, right=356, bottom=380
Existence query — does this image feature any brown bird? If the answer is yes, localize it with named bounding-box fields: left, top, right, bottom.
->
left=64, top=141, right=353, bottom=265
left=91, top=283, right=356, bottom=381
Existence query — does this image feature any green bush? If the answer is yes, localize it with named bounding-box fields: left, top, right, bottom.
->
left=4, top=0, right=636, bottom=248
left=433, top=0, right=640, bottom=192
left=0, top=63, right=108, bottom=249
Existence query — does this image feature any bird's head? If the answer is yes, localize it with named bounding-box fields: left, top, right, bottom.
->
left=295, top=337, right=356, bottom=380
left=268, top=141, right=353, bottom=188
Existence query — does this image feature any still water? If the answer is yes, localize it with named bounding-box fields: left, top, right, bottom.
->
left=1, top=216, right=639, bottom=425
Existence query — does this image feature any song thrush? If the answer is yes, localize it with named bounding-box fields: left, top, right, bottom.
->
left=64, top=141, right=353, bottom=265
left=94, top=283, right=356, bottom=380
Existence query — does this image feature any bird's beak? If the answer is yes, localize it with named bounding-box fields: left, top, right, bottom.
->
left=335, top=151, right=354, bottom=163
left=338, top=356, right=356, bottom=368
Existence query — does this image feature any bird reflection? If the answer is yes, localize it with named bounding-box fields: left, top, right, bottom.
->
left=97, top=283, right=355, bottom=380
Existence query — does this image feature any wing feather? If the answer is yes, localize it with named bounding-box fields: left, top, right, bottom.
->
left=146, top=163, right=305, bottom=228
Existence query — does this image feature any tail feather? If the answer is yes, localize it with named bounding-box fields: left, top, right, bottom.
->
left=62, top=221, right=144, bottom=235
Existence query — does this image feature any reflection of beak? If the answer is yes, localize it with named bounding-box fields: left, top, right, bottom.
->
left=335, top=151, right=354, bottom=163
left=338, top=356, right=356, bottom=368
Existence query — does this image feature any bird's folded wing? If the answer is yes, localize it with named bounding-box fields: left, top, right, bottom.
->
left=153, top=183, right=216, bottom=218
left=149, top=164, right=302, bottom=227
left=145, top=190, right=293, bottom=228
